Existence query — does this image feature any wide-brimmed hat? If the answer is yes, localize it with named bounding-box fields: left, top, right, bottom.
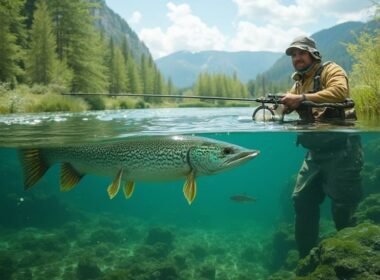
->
left=285, top=36, right=321, bottom=61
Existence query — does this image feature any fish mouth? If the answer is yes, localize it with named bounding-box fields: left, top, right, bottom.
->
left=225, top=150, right=260, bottom=166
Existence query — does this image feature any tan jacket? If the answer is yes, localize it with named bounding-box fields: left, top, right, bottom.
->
left=289, top=62, right=349, bottom=120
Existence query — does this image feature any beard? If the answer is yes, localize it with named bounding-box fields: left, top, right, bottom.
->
left=294, top=60, right=314, bottom=72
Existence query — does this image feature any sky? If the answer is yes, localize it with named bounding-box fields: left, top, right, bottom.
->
left=105, top=0, right=376, bottom=59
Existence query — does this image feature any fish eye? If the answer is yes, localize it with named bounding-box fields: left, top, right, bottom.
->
left=223, top=147, right=234, bottom=155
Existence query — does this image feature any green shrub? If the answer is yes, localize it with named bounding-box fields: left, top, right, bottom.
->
left=135, top=99, right=148, bottom=109
left=118, top=98, right=134, bottom=109
left=30, top=84, right=49, bottom=95
left=20, top=93, right=87, bottom=112
left=83, top=96, right=106, bottom=110
left=351, top=86, right=380, bottom=116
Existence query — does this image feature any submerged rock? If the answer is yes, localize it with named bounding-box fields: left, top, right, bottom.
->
left=266, top=223, right=297, bottom=271
left=295, top=223, right=380, bottom=279
left=189, top=243, right=208, bottom=261
left=145, top=227, right=175, bottom=246
left=198, top=263, right=216, bottom=280
left=76, top=258, right=102, bottom=280
left=354, top=193, right=380, bottom=224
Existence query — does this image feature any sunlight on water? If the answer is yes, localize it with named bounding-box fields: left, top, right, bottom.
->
left=0, top=107, right=377, bottom=147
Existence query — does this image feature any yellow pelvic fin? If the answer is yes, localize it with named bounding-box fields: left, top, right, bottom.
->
left=107, top=169, right=123, bottom=199
left=183, top=171, right=197, bottom=205
left=60, top=163, right=83, bottom=192
left=19, top=149, right=49, bottom=190
left=123, top=181, right=135, bottom=199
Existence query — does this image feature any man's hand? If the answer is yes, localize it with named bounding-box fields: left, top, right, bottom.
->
left=281, top=93, right=304, bottom=110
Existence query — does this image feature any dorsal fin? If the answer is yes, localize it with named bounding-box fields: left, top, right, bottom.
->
left=19, top=149, right=50, bottom=190
left=60, top=163, right=83, bottom=191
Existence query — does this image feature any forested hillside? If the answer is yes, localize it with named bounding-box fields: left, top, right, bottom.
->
left=0, top=0, right=170, bottom=113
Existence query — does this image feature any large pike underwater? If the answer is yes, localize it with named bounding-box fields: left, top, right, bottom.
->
left=20, top=135, right=259, bottom=204
left=0, top=107, right=379, bottom=280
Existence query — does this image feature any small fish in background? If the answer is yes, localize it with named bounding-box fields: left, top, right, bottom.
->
left=230, top=194, right=256, bottom=203
left=19, top=135, right=260, bottom=205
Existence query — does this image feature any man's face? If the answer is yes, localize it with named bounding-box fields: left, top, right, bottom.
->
left=291, top=49, right=314, bottom=71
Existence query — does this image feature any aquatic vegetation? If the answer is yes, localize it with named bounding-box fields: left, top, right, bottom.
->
left=0, top=253, right=15, bottom=280
left=295, top=223, right=380, bottom=279
left=354, top=193, right=380, bottom=224
left=267, top=270, right=296, bottom=280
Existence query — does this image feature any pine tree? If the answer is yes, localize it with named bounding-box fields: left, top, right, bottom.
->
left=109, top=46, right=128, bottom=93
left=247, top=79, right=256, bottom=97
left=127, top=59, right=142, bottom=93
left=167, top=77, right=174, bottom=95
left=26, top=0, right=58, bottom=84
left=48, top=0, right=108, bottom=92
left=121, top=36, right=131, bottom=65
left=153, top=68, right=163, bottom=94
left=0, top=0, right=26, bottom=85
left=140, top=53, right=155, bottom=101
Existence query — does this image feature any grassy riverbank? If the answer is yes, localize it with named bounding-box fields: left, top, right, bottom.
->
left=0, top=84, right=252, bottom=115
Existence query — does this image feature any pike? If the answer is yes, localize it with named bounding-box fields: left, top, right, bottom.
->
left=20, top=135, right=259, bottom=204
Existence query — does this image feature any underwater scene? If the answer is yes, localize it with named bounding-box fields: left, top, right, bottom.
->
left=0, top=107, right=379, bottom=280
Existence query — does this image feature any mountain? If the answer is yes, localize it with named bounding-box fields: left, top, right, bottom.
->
left=23, top=0, right=152, bottom=62
left=264, top=20, right=379, bottom=84
left=91, top=0, right=151, bottom=61
left=156, top=50, right=282, bottom=88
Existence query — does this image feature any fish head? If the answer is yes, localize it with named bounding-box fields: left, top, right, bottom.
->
left=189, top=140, right=259, bottom=176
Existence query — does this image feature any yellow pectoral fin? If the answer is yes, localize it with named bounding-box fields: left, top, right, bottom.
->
left=123, top=181, right=135, bottom=199
left=60, top=163, right=83, bottom=192
left=183, top=171, right=197, bottom=205
left=107, top=169, right=123, bottom=199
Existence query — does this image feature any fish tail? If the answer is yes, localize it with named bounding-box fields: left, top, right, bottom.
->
left=19, top=149, right=50, bottom=190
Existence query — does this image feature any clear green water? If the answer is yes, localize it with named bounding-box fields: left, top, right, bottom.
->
left=0, top=108, right=379, bottom=279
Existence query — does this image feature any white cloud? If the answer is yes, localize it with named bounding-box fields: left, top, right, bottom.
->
left=233, top=0, right=373, bottom=27
left=139, top=2, right=226, bottom=58
left=139, top=0, right=375, bottom=58
left=129, top=11, right=142, bottom=25
left=229, top=21, right=306, bottom=52
left=233, top=0, right=314, bottom=26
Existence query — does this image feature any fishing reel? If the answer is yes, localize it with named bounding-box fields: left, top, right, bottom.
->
left=252, top=104, right=276, bottom=121
left=252, top=95, right=284, bottom=122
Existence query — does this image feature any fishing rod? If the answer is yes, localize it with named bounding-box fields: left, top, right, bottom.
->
left=62, top=92, right=355, bottom=121
left=62, top=92, right=263, bottom=102
left=62, top=92, right=284, bottom=120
